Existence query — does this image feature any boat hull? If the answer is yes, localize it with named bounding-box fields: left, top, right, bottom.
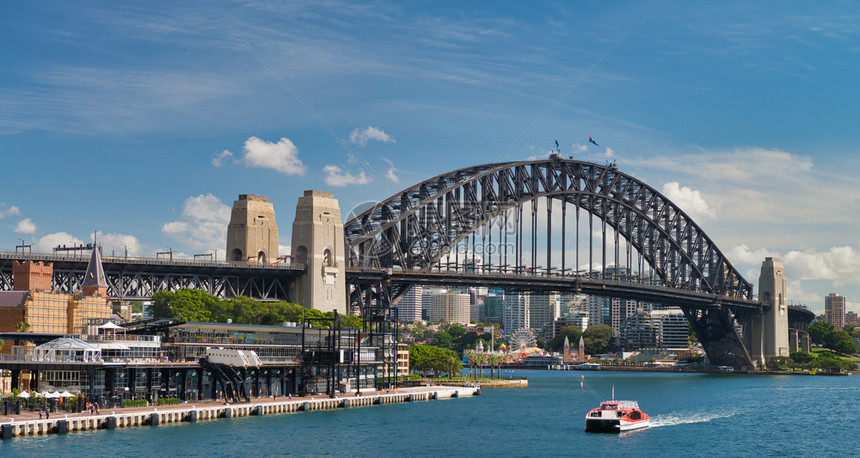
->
left=585, top=418, right=650, bottom=433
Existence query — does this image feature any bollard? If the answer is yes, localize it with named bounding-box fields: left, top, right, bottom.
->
left=57, top=420, right=69, bottom=434
left=150, top=412, right=160, bottom=426
left=1, top=424, right=12, bottom=440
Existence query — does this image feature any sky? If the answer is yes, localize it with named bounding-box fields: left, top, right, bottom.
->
left=2, top=1, right=860, bottom=314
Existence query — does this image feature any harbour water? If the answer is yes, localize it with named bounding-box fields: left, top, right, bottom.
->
left=2, top=370, right=855, bottom=457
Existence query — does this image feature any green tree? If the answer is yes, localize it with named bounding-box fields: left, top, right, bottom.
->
left=433, top=331, right=453, bottom=348
left=448, top=324, right=466, bottom=339
left=14, top=322, right=31, bottom=333
left=809, top=321, right=834, bottom=345
left=827, top=331, right=858, bottom=355
left=548, top=326, right=582, bottom=352
left=409, top=344, right=460, bottom=377
left=582, top=324, right=612, bottom=355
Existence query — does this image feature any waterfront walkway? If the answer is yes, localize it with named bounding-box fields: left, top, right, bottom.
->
left=0, top=385, right=479, bottom=440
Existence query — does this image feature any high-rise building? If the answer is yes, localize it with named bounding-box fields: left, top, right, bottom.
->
left=429, top=292, right=470, bottom=324
left=394, top=285, right=423, bottom=322
left=482, top=295, right=504, bottom=325
left=825, top=293, right=846, bottom=330
left=503, top=293, right=530, bottom=332
left=529, top=292, right=560, bottom=336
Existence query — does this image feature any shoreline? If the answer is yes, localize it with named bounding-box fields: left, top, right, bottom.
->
left=0, top=385, right=479, bottom=441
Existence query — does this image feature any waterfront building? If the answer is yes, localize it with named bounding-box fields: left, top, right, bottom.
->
left=825, top=293, right=846, bottom=330
left=429, top=292, right=470, bottom=324
left=0, top=319, right=393, bottom=401
left=503, top=293, right=529, bottom=333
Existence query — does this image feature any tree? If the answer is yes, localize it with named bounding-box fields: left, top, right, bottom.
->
left=827, top=331, right=859, bottom=355
left=809, top=321, right=834, bottom=345
left=14, top=322, right=31, bottom=333
left=582, top=324, right=612, bottom=355
left=548, top=326, right=582, bottom=352
left=433, top=331, right=453, bottom=348
left=409, top=344, right=460, bottom=377
left=448, top=325, right=466, bottom=339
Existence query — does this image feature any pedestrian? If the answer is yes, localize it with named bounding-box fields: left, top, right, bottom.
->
left=288, top=393, right=292, bottom=400
left=39, top=408, right=43, bottom=419
left=95, top=402, right=100, bottom=415
left=46, top=407, right=50, bottom=419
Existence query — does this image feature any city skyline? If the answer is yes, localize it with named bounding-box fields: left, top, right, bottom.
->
left=3, top=2, right=860, bottom=313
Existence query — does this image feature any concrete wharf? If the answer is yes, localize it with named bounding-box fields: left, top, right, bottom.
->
left=0, top=385, right=479, bottom=441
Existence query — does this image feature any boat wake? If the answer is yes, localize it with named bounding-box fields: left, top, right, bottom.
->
left=650, top=410, right=739, bottom=428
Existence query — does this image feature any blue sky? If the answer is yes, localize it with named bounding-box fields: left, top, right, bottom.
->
left=2, top=1, right=860, bottom=313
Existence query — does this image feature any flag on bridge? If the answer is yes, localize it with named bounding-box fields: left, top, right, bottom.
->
left=588, top=135, right=599, bottom=146
left=554, top=138, right=559, bottom=151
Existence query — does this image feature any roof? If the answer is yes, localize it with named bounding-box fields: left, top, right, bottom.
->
left=0, top=291, right=29, bottom=307
left=36, top=337, right=100, bottom=351
left=82, top=246, right=107, bottom=289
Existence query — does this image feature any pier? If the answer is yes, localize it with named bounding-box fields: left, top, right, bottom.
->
left=0, top=386, right=479, bottom=441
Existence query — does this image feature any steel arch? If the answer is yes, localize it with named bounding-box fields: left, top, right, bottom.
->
left=345, top=158, right=752, bottom=300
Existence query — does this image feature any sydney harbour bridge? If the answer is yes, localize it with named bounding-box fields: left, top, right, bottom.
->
left=0, top=158, right=813, bottom=368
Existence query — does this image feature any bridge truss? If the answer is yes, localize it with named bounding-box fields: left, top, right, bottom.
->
left=344, top=157, right=764, bottom=368
left=0, top=252, right=303, bottom=301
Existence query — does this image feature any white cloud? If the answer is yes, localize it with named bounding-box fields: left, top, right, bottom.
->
left=0, top=204, right=20, bottom=218
left=382, top=157, right=400, bottom=183
left=661, top=182, right=717, bottom=221
left=782, top=246, right=860, bottom=283
left=726, top=244, right=779, bottom=265
left=36, top=232, right=84, bottom=252
left=323, top=165, right=372, bottom=187
left=161, top=193, right=231, bottom=252
left=349, top=126, right=395, bottom=146
left=95, top=232, right=141, bottom=257
left=14, top=218, right=36, bottom=234
left=242, top=136, right=306, bottom=176
left=211, top=149, right=235, bottom=167
left=640, top=148, right=813, bottom=184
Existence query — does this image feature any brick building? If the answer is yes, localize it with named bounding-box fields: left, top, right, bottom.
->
left=0, top=248, right=112, bottom=353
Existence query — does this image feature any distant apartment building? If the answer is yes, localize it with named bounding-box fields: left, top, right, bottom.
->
left=825, top=293, right=846, bottom=330
left=395, top=285, right=423, bottom=322
left=621, top=309, right=689, bottom=351
left=503, top=293, right=530, bottom=333
left=429, top=292, right=470, bottom=324
left=529, top=292, right=560, bottom=336
left=588, top=295, right=638, bottom=337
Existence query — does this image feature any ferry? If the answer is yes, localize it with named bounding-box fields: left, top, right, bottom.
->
left=584, top=389, right=650, bottom=433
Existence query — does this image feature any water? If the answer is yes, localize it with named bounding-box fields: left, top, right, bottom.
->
left=2, top=370, right=856, bottom=457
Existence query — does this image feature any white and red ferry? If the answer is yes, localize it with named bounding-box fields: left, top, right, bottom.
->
left=584, top=388, right=650, bottom=433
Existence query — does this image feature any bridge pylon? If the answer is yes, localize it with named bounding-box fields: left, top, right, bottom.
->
left=749, top=257, right=790, bottom=366
left=290, top=190, right=347, bottom=314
